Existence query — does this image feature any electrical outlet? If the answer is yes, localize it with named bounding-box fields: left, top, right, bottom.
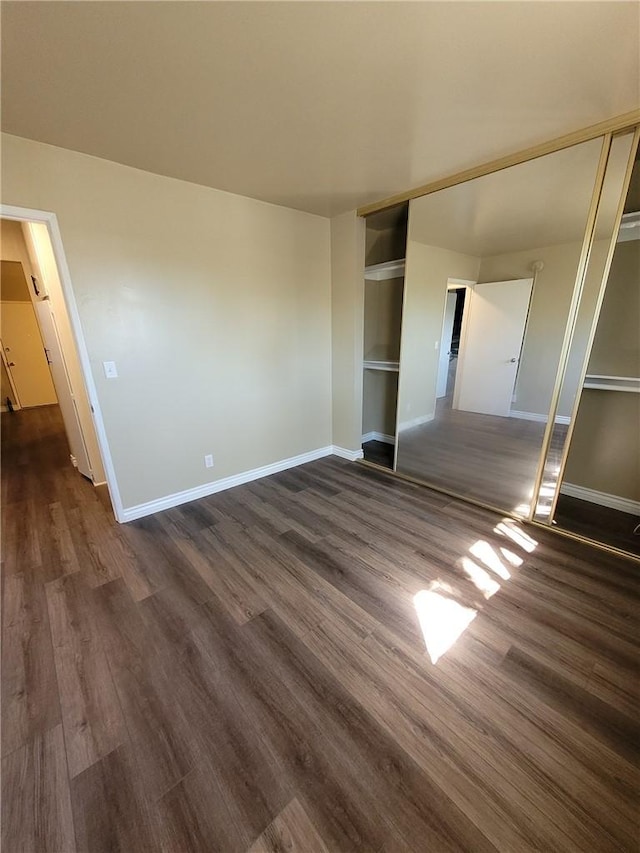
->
left=204, top=454, right=214, bottom=468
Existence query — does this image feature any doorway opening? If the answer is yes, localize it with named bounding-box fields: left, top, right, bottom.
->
left=436, top=285, right=468, bottom=406
left=0, top=209, right=119, bottom=519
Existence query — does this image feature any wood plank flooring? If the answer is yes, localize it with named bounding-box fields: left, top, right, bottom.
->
left=395, top=397, right=566, bottom=514
left=555, top=494, right=640, bottom=556
left=2, top=404, right=639, bottom=852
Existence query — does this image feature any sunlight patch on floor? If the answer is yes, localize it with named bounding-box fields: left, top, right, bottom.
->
left=469, top=539, right=511, bottom=579
left=414, top=521, right=539, bottom=663
left=500, top=547, right=523, bottom=568
left=494, top=519, right=538, bottom=552
left=461, top=557, right=501, bottom=598
left=414, top=583, right=477, bottom=664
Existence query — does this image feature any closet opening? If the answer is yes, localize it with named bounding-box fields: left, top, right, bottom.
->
left=361, top=203, right=408, bottom=470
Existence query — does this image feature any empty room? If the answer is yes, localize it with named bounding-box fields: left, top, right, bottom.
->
left=1, top=2, right=639, bottom=851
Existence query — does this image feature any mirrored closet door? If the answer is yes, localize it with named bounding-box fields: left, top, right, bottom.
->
left=537, top=130, right=640, bottom=556
left=395, top=136, right=606, bottom=515
left=360, top=123, right=639, bottom=559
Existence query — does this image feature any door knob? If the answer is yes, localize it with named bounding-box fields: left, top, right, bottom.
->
left=7, top=362, right=15, bottom=367
left=509, top=357, right=518, bottom=363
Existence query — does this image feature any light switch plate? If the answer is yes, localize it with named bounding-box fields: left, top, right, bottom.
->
left=103, top=361, right=118, bottom=379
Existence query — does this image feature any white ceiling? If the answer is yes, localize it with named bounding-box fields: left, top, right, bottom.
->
left=2, top=2, right=639, bottom=217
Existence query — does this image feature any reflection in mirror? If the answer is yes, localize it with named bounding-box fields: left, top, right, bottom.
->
left=395, top=138, right=605, bottom=514
left=547, top=133, right=640, bottom=555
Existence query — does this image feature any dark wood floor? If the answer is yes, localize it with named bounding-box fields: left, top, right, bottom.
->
left=362, top=439, right=394, bottom=469
left=555, top=494, right=640, bottom=557
left=396, top=398, right=566, bottom=515
left=2, top=405, right=639, bottom=852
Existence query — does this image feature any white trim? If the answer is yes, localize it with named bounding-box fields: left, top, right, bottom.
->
left=617, top=211, right=640, bottom=243
left=583, top=375, right=640, bottom=393
left=121, top=445, right=362, bottom=522
left=363, top=360, right=399, bottom=372
left=560, top=483, right=640, bottom=516
left=331, top=445, right=364, bottom=462
left=447, top=278, right=477, bottom=289
left=0, top=205, right=125, bottom=522
left=362, top=431, right=395, bottom=445
left=510, top=410, right=571, bottom=425
left=364, top=259, right=405, bottom=281
left=449, top=279, right=475, bottom=412
left=397, top=414, right=435, bottom=432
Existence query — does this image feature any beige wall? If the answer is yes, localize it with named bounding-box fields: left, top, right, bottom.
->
left=1, top=219, right=33, bottom=272
left=363, top=278, right=403, bottom=361
left=563, top=236, right=640, bottom=502
left=1, top=259, right=31, bottom=301
left=397, top=239, right=480, bottom=431
left=477, top=240, right=608, bottom=418
left=362, top=371, right=397, bottom=436
left=563, top=390, right=640, bottom=502
left=330, top=210, right=365, bottom=452
left=365, top=225, right=406, bottom=267
left=2, top=133, right=332, bottom=510
left=588, top=239, right=640, bottom=377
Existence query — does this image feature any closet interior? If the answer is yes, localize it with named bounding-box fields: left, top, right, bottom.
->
left=361, top=204, right=407, bottom=468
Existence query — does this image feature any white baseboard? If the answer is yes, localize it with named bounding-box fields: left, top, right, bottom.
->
left=332, top=445, right=365, bottom=461
left=510, top=410, right=570, bottom=425
left=560, top=482, right=640, bottom=516
left=361, top=431, right=395, bottom=445
left=397, top=414, right=434, bottom=432
left=121, top=444, right=362, bottom=522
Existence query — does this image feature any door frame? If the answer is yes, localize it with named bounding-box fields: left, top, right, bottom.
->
left=445, top=278, right=476, bottom=411
left=1, top=204, right=124, bottom=522
left=436, top=290, right=457, bottom=399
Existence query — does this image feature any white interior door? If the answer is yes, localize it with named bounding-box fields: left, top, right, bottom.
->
left=1, top=301, right=58, bottom=408
left=34, top=300, right=93, bottom=479
left=454, top=278, right=533, bottom=417
left=436, top=291, right=457, bottom=398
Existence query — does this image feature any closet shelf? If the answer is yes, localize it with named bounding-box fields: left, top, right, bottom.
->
left=364, top=346, right=400, bottom=372
left=583, top=375, right=640, bottom=393
left=364, top=259, right=405, bottom=281
left=364, top=359, right=400, bottom=373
